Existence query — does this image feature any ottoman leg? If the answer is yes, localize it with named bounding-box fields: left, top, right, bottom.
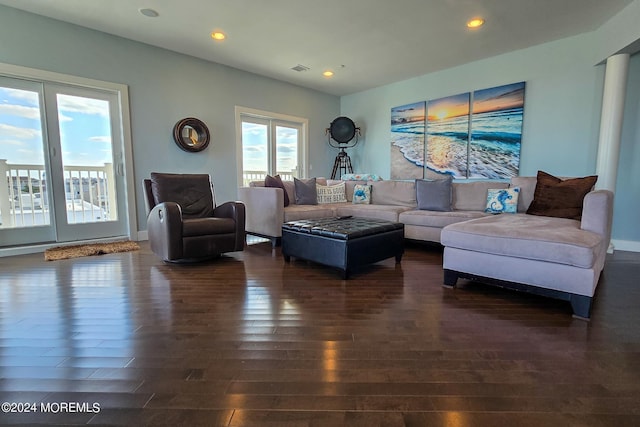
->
left=443, top=269, right=459, bottom=288
left=395, top=252, right=403, bottom=263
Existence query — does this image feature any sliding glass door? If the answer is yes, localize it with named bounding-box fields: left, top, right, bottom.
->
left=0, top=76, right=129, bottom=246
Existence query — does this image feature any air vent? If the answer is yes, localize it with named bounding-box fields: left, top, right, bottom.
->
left=291, top=64, right=310, bottom=72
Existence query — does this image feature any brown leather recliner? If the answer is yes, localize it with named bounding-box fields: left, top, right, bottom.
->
left=143, top=173, right=245, bottom=262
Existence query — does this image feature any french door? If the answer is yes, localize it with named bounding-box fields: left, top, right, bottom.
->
left=0, top=76, right=129, bottom=247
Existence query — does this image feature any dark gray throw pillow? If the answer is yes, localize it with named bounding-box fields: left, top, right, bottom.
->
left=294, top=177, right=318, bottom=205
left=265, top=174, right=290, bottom=207
left=415, top=176, right=453, bottom=211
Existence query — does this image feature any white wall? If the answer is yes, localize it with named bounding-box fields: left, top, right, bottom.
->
left=0, top=5, right=340, bottom=232
left=341, top=32, right=604, bottom=179
left=341, top=2, right=640, bottom=248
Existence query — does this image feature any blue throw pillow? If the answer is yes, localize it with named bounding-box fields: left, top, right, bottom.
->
left=352, top=184, right=371, bottom=204
left=485, top=187, right=520, bottom=214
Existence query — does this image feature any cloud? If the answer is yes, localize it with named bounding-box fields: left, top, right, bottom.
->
left=88, top=136, right=111, bottom=143
left=0, top=104, right=41, bottom=119
left=57, top=95, right=110, bottom=117
left=0, top=88, right=39, bottom=106
left=0, top=139, right=26, bottom=146
left=244, top=146, right=264, bottom=153
left=0, top=123, right=41, bottom=139
left=277, top=146, right=296, bottom=153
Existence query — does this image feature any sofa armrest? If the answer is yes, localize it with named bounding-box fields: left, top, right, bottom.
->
left=580, top=190, right=614, bottom=240
left=147, top=201, right=184, bottom=260
left=237, top=186, right=285, bottom=238
left=214, top=201, right=246, bottom=251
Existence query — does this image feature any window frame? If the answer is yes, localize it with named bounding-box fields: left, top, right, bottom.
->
left=235, top=106, right=308, bottom=186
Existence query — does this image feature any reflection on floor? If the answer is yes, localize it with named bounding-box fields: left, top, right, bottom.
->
left=0, top=241, right=639, bottom=426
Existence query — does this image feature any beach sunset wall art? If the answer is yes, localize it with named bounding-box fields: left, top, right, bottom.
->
left=390, top=101, right=426, bottom=179
left=389, top=82, right=525, bottom=180
left=470, top=82, right=525, bottom=179
left=426, top=93, right=471, bottom=179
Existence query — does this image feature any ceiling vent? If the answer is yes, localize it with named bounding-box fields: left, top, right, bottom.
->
left=291, top=64, right=310, bottom=72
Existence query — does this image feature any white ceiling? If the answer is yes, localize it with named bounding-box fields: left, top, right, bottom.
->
left=0, top=0, right=633, bottom=96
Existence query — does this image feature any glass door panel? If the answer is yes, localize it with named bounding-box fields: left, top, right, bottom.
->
left=275, top=124, right=299, bottom=180
left=241, top=119, right=269, bottom=186
left=0, top=78, right=56, bottom=245
left=44, top=85, right=128, bottom=242
left=57, top=94, right=116, bottom=224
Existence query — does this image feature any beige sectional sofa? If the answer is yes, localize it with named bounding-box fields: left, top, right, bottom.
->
left=238, top=178, right=508, bottom=246
left=238, top=176, right=613, bottom=319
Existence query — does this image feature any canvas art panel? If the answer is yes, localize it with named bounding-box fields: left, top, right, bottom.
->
left=426, top=93, right=470, bottom=179
left=470, top=82, right=525, bottom=179
left=389, top=81, right=526, bottom=180
left=390, top=101, right=425, bottom=179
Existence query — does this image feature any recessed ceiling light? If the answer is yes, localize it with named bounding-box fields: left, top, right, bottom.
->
left=139, top=8, right=159, bottom=18
left=467, top=18, right=485, bottom=28
left=211, top=31, right=226, bottom=41
left=323, top=70, right=334, bottom=78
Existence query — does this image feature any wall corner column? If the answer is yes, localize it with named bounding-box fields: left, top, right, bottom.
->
left=595, top=53, right=630, bottom=192
left=595, top=53, right=629, bottom=253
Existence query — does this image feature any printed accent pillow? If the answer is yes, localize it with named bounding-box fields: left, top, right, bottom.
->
left=316, top=182, right=347, bottom=204
left=264, top=174, right=290, bottom=207
left=526, top=171, right=597, bottom=220
left=294, top=177, right=318, bottom=205
left=485, top=187, right=520, bottom=214
left=352, top=184, right=371, bottom=204
left=341, top=173, right=383, bottom=181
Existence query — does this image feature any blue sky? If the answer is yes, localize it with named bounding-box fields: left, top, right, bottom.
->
left=241, top=122, right=298, bottom=174
left=0, top=87, right=113, bottom=167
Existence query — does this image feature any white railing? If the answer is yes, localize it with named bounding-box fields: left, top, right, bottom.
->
left=0, top=160, right=116, bottom=228
left=242, top=170, right=296, bottom=187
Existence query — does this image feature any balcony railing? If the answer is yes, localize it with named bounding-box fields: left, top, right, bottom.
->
left=0, top=160, right=116, bottom=228
left=242, top=170, right=296, bottom=187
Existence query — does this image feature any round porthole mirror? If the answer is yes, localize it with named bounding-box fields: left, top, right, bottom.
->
left=173, top=117, right=210, bottom=152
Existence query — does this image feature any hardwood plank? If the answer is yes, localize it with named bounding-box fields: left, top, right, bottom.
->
left=0, top=241, right=639, bottom=426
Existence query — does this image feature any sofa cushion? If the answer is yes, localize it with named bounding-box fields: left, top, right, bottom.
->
left=510, top=176, right=537, bottom=212
left=294, top=177, right=318, bottom=205
left=150, top=173, right=214, bottom=219
left=399, top=209, right=489, bottom=228
left=265, top=174, right=290, bottom=207
left=441, top=214, right=602, bottom=268
left=485, top=187, right=520, bottom=214
left=416, top=176, right=452, bottom=211
left=371, top=180, right=416, bottom=207
left=334, top=204, right=412, bottom=222
left=283, top=204, right=335, bottom=222
left=182, top=217, right=237, bottom=237
left=452, top=181, right=508, bottom=211
left=526, top=171, right=597, bottom=220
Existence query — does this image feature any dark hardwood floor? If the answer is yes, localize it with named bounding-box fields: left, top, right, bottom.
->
left=0, top=240, right=639, bottom=426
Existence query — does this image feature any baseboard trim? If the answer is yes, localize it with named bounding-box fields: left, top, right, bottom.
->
left=611, top=239, right=640, bottom=253
left=138, top=230, right=149, bottom=241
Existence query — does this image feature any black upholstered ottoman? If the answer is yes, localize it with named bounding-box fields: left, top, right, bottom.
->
left=281, top=217, right=404, bottom=279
